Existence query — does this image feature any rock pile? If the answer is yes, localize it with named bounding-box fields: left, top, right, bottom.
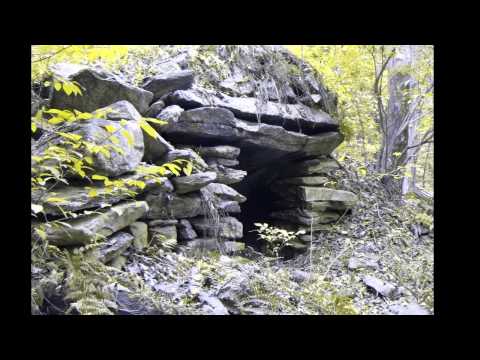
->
left=32, top=45, right=359, bottom=265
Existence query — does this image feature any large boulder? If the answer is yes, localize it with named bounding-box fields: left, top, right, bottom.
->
left=50, top=64, right=153, bottom=114
left=167, top=88, right=338, bottom=134
left=171, top=171, right=217, bottom=194
left=142, top=70, right=194, bottom=101
left=159, top=107, right=342, bottom=171
left=32, top=167, right=173, bottom=216
left=33, top=201, right=149, bottom=246
left=94, top=100, right=142, bottom=122
left=33, top=117, right=144, bottom=178
left=190, top=216, right=243, bottom=239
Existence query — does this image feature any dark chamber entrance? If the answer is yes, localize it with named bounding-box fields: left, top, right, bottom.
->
left=232, top=166, right=280, bottom=252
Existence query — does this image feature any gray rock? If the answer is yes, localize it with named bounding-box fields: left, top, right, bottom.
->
left=291, top=270, right=311, bottom=283
left=142, top=70, right=194, bottom=100
left=150, top=225, right=177, bottom=246
left=168, top=89, right=338, bottom=133
left=347, top=257, right=379, bottom=270
left=90, top=232, right=133, bottom=263
left=270, top=208, right=341, bottom=225
left=159, top=149, right=208, bottom=171
left=201, top=183, right=247, bottom=203
left=144, top=100, right=166, bottom=117
left=216, top=201, right=241, bottom=214
left=273, top=176, right=329, bottom=187
left=279, top=157, right=339, bottom=177
left=32, top=167, right=172, bottom=216
left=34, top=201, right=149, bottom=246
left=184, top=238, right=244, bottom=254
left=389, top=303, right=430, bottom=315
left=171, top=171, right=217, bottom=194
left=207, top=158, right=239, bottom=167
left=145, top=191, right=203, bottom=219
left=197, top=145, right=240, bottom=160
left=272, top=186, right=358, bottom=205
left=178, top=219, right=198, bottom=241
left=108, top=255, right=128, bottom=269
left=362, top=275, right=398, bottom=299
left=34, top=118, right=144, bottom=177
left=160, top=107, right=342, bottom=168
left=148, top=219, right=179, bottom=227
left=94, top=100, right=142, bottom=122
left=190, top=216, right=243, bottom=240
left=144, top=134, right=175, bottom=162
left=155, top=105, right=184, bottom=131
left=208, top=164, right=247, bottom=185
left=198, top=292, right=229, bottom=315
left=50, top=64, right=153, bottom=114
left=129, top=222, right=148, bottom=250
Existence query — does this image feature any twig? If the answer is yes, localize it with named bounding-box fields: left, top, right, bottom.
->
left=32, top=46, right=73, bottom=63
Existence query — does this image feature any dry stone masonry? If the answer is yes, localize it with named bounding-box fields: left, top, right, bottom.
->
left=32, top=45, right=359, bottom=265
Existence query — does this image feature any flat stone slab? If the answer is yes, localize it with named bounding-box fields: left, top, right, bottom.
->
left=158, top=107, right=343, bottom=165
left=171, top=171, right=217, bottom=194
left=168, top=88, right=338, bottom=134
left=142, top=70, right=194, bottom=101
left=34, top=200, right=149, bottom=246
left=197, top=145, right=240, bottom=160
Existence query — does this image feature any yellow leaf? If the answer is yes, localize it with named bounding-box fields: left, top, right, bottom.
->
left=120, top=119, right=128, bottom=126
left=121, top=129, right=134, bottom=146
left=88, top=189, right=97, bottom=197
left=35, top=228, right=47, bottom=241
left=110, top=135, right=120, bottom=144
left=54, top=81, right=62, bottom=91
left=104, top=125, right=117, bottom=133
left=48, top=117, right=64, bottom=125
left=183, top=162, right=193, bottom=176
left=46, top=197, right=66, bottom=203
left=31, top=122, right=37, bottom=133
left=63, top=82, right=73, bottom=96
left=84, top=156, right=93, bottom=165
left=139, top=119, right=159, bottom=139
left=92, top=175, right=108, bottom=181
left=143, top=117, right=167, bottom=125
left=57, top=132, right=82, bottom=142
